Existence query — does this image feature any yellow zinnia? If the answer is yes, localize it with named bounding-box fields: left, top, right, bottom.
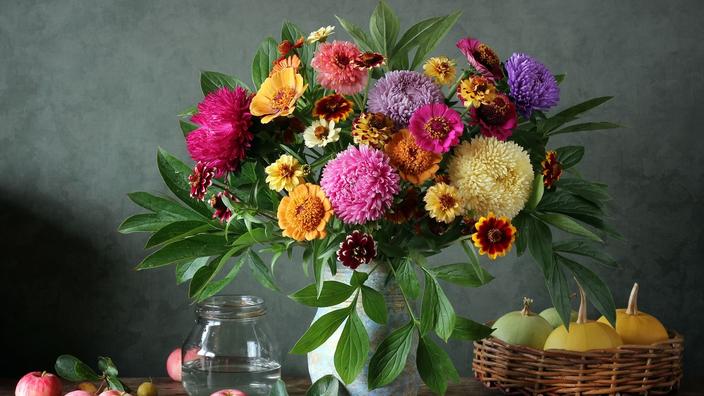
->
left=250, top=67, right=306, bottom=124
left=277, top=183, right=333, bottom=241
left=265, top=154, right=306, bottom=192
left=457, top=75, right=496, bottom=108
left=423, top=56, right=456, bottom=85
left=424, top=183, right=463, bottom=223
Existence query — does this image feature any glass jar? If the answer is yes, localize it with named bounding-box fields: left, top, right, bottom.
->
left=181, top=295, right=281, bottom=396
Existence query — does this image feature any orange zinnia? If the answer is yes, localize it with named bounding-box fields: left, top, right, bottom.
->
left=384, top=129, right=441, bottom=185
left=277, top=183, right=333, bottom=241
left=250, top=67, right=306, bottom=124
left=271, top=55, right=301, bottom=76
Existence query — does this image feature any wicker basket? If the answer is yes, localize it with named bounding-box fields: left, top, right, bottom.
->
left=472, top=331, right=683, bottom=395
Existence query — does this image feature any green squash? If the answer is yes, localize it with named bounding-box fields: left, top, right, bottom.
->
left=492, top=297, right=553, bottom=349
left=539, top=307, right=578, bottom=329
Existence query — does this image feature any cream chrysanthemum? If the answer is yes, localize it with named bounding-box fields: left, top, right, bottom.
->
left=448, top=136, right=533, bottom=219
left=265, top=154, right=306, bottom=192
left=303, top=118, right=341, bottom=148
left=307, top=26, right=335, bottom=44
left=424, top=183, right=463, bottom=223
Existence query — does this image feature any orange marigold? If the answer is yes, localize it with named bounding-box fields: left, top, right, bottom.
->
left=277, top=183, right=333, bottom=241
left=384, top=129, right=441, bottom=185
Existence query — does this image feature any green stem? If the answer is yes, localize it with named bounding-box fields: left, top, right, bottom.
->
left=362, top=69, right=372, bottom=110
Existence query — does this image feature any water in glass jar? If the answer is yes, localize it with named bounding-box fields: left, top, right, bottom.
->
left=182, top=357, right=281, bottom=396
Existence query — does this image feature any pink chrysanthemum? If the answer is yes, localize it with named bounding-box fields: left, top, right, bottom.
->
left=311, top=40, right=368, bottom=95
left=187, top=87, right=254, bottom=177
left=320, top=145, right=399, bottom=224
left=408, top=103, right=464, bottom=154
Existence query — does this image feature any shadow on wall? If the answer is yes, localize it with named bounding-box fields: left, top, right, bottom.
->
left=0, top=195, right=140, bottom=376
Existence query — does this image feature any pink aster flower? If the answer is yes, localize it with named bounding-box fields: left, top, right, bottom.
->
left=456, top=37, right=504, bottom=81
left=408, top=103, right=464, bottom=154
left=187, top=86, right=254, bottom=177
left=311, top=40, right=368, bottom=95
left=469, top=93, right=518, bottom=141
left=320, top=145, right=399, bottom=224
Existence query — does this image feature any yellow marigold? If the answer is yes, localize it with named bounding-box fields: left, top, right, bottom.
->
left=271, top=54, right=301, bottom=76
left=424, top=183, right=463, bottom=223
left=265, top=154, right=306, bottom=192
left=457, top=75, right=497, bottom=108
left=307, top=25, right=335, bottom=44
left=250, top=67, right=306, bottom=124
left=471, top=212, right=517, bottom=259
left=277, top=183, right=333, bottom=241
left=384, top=129, right=441, bottom=185
left=352, top=112, right=395, bottom=149
left=423, top=56, right=456, bottom=85
left=448, top=136, right=533, bottom=219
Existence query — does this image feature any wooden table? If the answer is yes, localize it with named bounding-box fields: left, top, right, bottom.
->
left=0, top=377, right=699, bottom=395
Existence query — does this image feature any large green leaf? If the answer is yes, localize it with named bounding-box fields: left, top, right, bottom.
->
left=157, top=148, right=212, bottom=217
left=535, top=212, right=603, bottom=242
left=189, top=255, right=226, bottom=298
left=543, top=255, right=573, bottom=329
left=367, top=321, right=414, bottom=389
left=550, top=122, right=620, bottom=136
left=289, top=281, right=355, bottom=307
left=553, top=239, right=618, bottom=267
left=559, top=255, right=616, bottom=325
left=179, top=119, right=198, bottom=137
left=200, top=71, right=250, bottom=95
left=118, top=213, right=171, bottom=234
left=527, top=214, right=553, bottom=273
left=538, top=190, right=603, bottom=220
left=460, top=240, right=493, bottom=285
left=176, top=257, right=210, bottom=284
left=335, top=16, right=373, bottom=51
left=409, top=11, right=461, bottom=70
left=196, top=255, right=247, bottom=301
left=396, top=259, right=420, bottom=299
left=555, top=146, right=585, bottom=169
left=420, top=271, right=455, bottom=341
left=268, top=379, right=289, bottom=396
left=145, top=220, right=210, bottom=248
left=128, top=192, right=203, bottom=220
left=392, top=12, right=461, bottom=70
left=552, top=96, right=614, bottom=122
left=248, top=250, right=280, bottom=292
left=416, top=336, right=459, bottom=396
left=137, top=234, right=229, bottom=270
left=361, top=286, right=387, bottom=324
left=305, top=375, right=339, bottom=396
left=450, top=316, right=494, bottom=341
left=334, top=310, right=370, bottom=384
left=556, top=178, right=611, bottom=207
left=525, top=174, right=544, bottom=211
left=431, top=262, right=491, bottom=287
left=369, top=0, right=400, bottom=57
left=420, top=271, right=437, bottom=336
left=251, top=37, right=279, bottom=89
left=290, top=307, right=350, bottom=354
left=55, top=355, right=101, bottom=382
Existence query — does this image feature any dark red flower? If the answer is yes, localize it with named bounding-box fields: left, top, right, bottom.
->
left=209, top=191, right=235, bottom=222
left=273, top=116, right=306, bottom=144
left=353, top=52, right=385, bottom=69
left=337, top=230, right=377, bottom=269
left=456, top=38, right=504, bottom=81
left=277, top=37, right=305, bottom=59
left=469, top=93, right=518, bottom=141
left=189, top=162, right=216, bottom=201
left=313, top=94, right=354, bottom=122
left=385, top=188, right=420, bottom=224
left=541, top=150, right=563, bottom=189
left=460, top=216, right=478, bottom=236
left=471, top=213, right=516, bottom=259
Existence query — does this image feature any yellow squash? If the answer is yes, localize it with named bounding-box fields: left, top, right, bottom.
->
left=544, top=285, right=622, bottom=351
left=597, top=282, right=668, bottom=345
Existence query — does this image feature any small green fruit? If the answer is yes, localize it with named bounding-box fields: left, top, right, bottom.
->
left=137, top=381, right=158, bottom=396
left=539, top=307, right=578, bottom=329
left=492, top=297, right=553, bottom=349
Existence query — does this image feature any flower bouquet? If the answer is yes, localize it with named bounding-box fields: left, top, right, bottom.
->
left=121, top=1, right=620, bottom=394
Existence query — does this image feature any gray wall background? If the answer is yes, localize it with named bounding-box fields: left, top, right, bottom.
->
left=2, top=0, right=703, bottom=381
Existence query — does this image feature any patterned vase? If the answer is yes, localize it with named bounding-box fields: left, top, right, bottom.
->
left=307, top=262, right=420, bottom=396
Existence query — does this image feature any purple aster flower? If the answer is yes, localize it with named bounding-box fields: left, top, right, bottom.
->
left=367, top=71, right=444, bottom=127
left=505, top=53, right=560, bottom=118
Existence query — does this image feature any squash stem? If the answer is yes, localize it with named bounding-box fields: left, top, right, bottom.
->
left=626, top=282, right=639, bottom=315
left=521, top=297, right=533, bottom=316
left=576, top=283, right=588, bottom=324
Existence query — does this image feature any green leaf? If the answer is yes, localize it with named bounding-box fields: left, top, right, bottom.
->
left=431, top=263, right=490, bottom=287
left=334, top=310, right=370, bottom=384
left=367, top=321, right=414, bottom=389
left=97, top=356, right=118, bottom=377
left=305, top=375, right=339, bottom=396
left=350, top=270, right=369, bottom=288
left=54, top=355, right=100, bottom=382
left=145, top=220, right=210, bottom=248
left=361, top=286, right=387, bottom=324
left=105, top=375, right=125, bottom=391
left=432, top=278, right=456, bottom=342
left=291, top=307, right=350, bottom=354
left=527, top=215, right=553, bottom=273
left=512, top=213, right=528, bottom=256
left=553, top=239, right=617, bottom=267
left=544, top=256, right=573, bottom=329
left=420, top=271, right=437, bottom=336
left=555, top=146, right=584, bottom=169
left=268, top=379, right=289, bottom=396
left=176, top=257, right=210, bottom=284
left=556, top=178, right=611, bottom=207
left=289, top=281, right=355, bottom=307
left=128, top=192, right=202, bottom=220
left=251, top=37, right=279, bottom=89
left=552, top=96, right=614, bottom=121
left=201, top=71, right=250, bottom=95
left=396, top=259, right=420, bottom=299
left=460, top=240, right=493, bottom=285
left=189, top=256, right=226, bottom=298
left=416, top=336, right=459, bottom=396
left=197, top=255, right=247, bottom=301
left=248, top=250, right=280, bottom=291
left=526, top=174, right=544, bottom=210
left=157, top=148, right=212, bottom=217
left=538, top=189, right=603, bottom=219
left=335, top=16, right=373, bottom=51
left=393, top=12, right=461, bottom=70
left=450, top=316, right=494, bottom=341
left=535, top=212, right=603, bottom=242
left=409, top=11, right=461, bottom=70
left=177, top=105, right=197, bottom=117
left=369, top=0, right=400, bottom=57
left=118, top=213, right=171, bottom=234
left=550, top=121, right=621, bottom=136
left=137, top=234, right=228, bottom=270
left=179, top=119, right=199, bottom=137
left=554, top=74, right=565, bottom=84
left=559, top=256, right=616, bottom=326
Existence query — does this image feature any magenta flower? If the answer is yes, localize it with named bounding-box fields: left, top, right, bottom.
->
left=337, top=230, right=377, bottom=269
left=456, top=38, right=504, bottom=81
left=320, top=145, right=399, bottom=224
left=187, top=87, right=253, bottom=177
left=469, top=93, right=518, bottom=141
left=408, top=103, right=464, bottom=154
left=311, top=41, right=368, bottom=95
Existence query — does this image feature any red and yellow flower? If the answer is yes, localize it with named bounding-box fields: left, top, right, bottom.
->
left=312, top=94, right=354, bottom=122
left=471, top=213, right=517, bottom=259
left=541, top=150, right=563, bottom=189
left=277, top=183, right=333, bottom=241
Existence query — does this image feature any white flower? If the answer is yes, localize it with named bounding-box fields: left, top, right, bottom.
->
left=307, top=26, right=335, bottom=44
left=303, top=118, right=341, bottom=148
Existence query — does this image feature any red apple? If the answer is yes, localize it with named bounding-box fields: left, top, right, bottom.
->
left=167, top=347, right=199, bottom=382
left=210, top=390, right=246, bottom=396
left=15, top=371, right=62, bottom=396
left=65, top=392, right=94, bottom=396
left=98, top=391, right=131, bottom=396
